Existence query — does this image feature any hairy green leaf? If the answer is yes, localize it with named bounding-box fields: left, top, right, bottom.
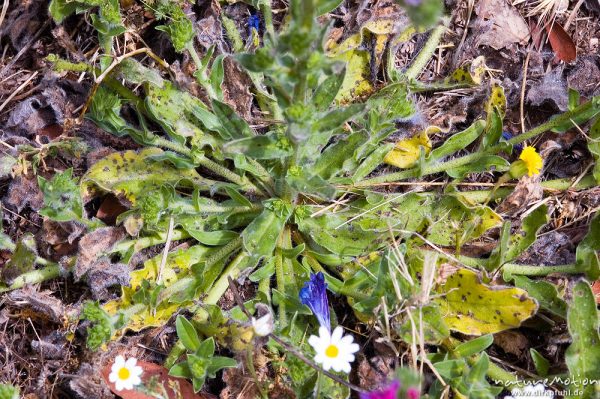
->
left=565, top=281, right=600, bottom=399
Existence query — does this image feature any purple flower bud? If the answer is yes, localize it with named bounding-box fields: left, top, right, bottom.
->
left=299, top=272, right=331, bottom=332
left=360, top=380, right=401, bottom=399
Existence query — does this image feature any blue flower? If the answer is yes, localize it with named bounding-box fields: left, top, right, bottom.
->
left=299, top=272, right=331, bottom=332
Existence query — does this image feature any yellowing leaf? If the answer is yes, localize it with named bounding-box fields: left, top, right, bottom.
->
left=326, top=19, right=399, bottom=103
left=333, top=50, right=373, bottom=103
left=104, top=245, right=210, bottom=332
left=384, top=129, right=433, bottom=168
left=425, top=195, right=502, bottom=246
left=446, top=56, right=487, bottom=86
left=435, top=269, right=538, bottom=335
left=81, top=148, right=212, bottom=205
left=485, top=83, right=506, bottom=117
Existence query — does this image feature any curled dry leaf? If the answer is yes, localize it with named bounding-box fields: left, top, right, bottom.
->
left=546, top=22, right=576, bottom=63
left=6, top=176, right=44, bottom=212
left=222, top=57, right=253, bottom=121
left=101, top=360, right=212, bottom=399
left=87, top=258, right=131, bottom=300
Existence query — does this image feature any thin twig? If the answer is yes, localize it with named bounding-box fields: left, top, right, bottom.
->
left=156, top=217, right=175, bottom=285
left=0, top=0, right=8, bottom=30
left=0, top=71, right=39, bottom=114
left=564, top=0, right=584, bottom=30
left=520, top=48, right=531, bottom=133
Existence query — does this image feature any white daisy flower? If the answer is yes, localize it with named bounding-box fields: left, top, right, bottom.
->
left=108, top=355, right=143, bottom=391
left=308, top=326, right=359, bottom=373
left=505, top=383, right=554, bottom=399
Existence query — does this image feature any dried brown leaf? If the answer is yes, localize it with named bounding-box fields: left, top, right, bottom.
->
left=70, top=363, right=114, bottom=399
left=546, top=22, right=576, bottom=63
left=496, top=175, right=543, bottom=215
left=493, top=330, right=529, bottom=357
left=87, top=258, right=131, bottom=300
left=74, top=227, right=126, bottom=281
left=7, top=287, right=70, bottom=323
left=96, top=194, right=129, bottom=225
left=222, top=57, right=253, bottom=121
left=6, top=176, right=44, bottom=212
left=475, top=0, right=530, bottom=50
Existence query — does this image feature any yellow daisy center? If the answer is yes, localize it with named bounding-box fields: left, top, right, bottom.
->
left=117, top=367, right=131, bottom=380
left=325, top=344, right=339, bottom=358
left=519, top=145, right=543, bottom=176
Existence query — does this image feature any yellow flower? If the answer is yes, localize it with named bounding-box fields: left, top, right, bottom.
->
left=519, top=145, right=543, bottom=176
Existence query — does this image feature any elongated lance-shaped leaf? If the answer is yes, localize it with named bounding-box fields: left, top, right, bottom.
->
left=575, top=212, right=600, bottom=280
left=565, top=281, right=600, bottom=399
left=428, top=119, right=486, bottom=161
left=242, top=201, right=292, bottom=258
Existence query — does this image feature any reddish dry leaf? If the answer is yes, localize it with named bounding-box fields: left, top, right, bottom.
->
left=101, top=360, right=213, bottom=399
left=546, top=22, right=576, bottom=63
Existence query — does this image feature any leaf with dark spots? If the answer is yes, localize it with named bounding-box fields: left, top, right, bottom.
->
left=81, top=148, right=215, bottom=205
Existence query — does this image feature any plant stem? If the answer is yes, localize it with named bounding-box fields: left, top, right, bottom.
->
left=501, top=263, right=581, bottom=277
left=221, top=15, right=244, bottom=52
left=405, top=23, right=446, bottom=80
left=448, top=175, right=598, bottom=203
left=204, top=236, right=244, bottom=269
left=186, top=43, right=218, bottom=99
left=152, top=137, right=264, bottom=194
left=260, top=0, right=275, bottom=40
left=111, top=229, right=189, bottom=255
left=152, top=137, right=193, bottom=156
left=204, top=251, right=250, bottom=305
left=275, top=242, right=287, bottom=327
left=197, top=156, right=263, bottom=194
left=0, top=264, right=61, bottom=293
left=506, top=101, right=596, bottom=146
left=197, top=203, right=263, bottom=214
